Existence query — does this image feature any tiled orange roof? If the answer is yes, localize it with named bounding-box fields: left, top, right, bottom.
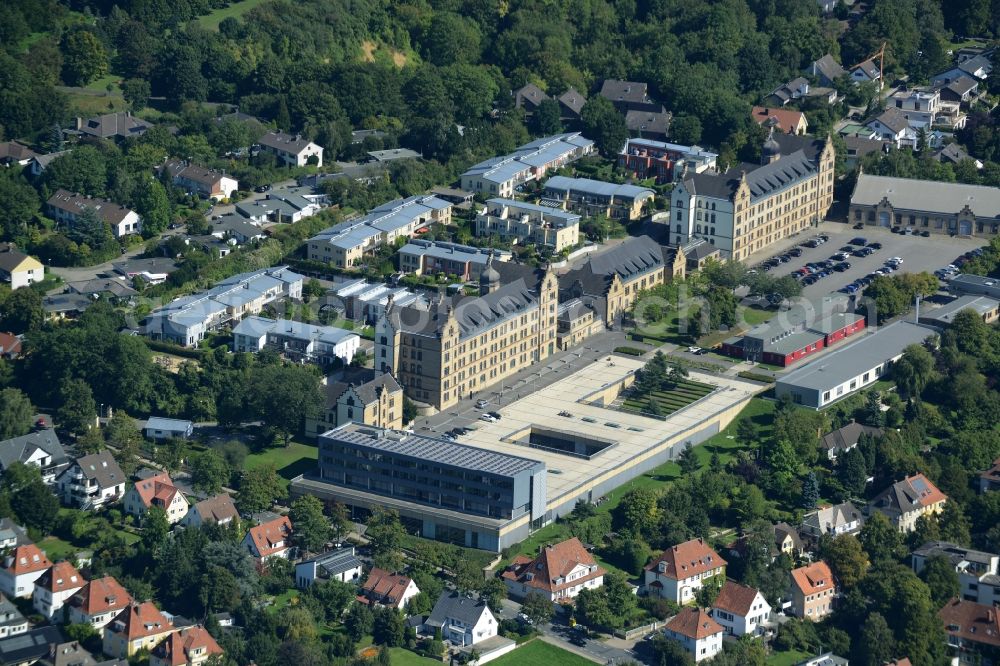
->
left=939, top=598, right=1000, bottom=648
left=133, top=472, right=179, bottom=509
left=361, top=567, right=414, bottom=605
left=190, top=494, right=239, bottom=524
left=791, top=561, right=835, bottom=596
left=69, top=575, right=131, bottom=615
left=247, top=516, right=292, bottom=558
left=885, top=659, right=913, bottom=666
left=666, top=607, right=723, bottom=639
left=3, top=545, right=52, bottom=575
left=712, top=580, right=761, bottom=617
left=107, top=602, right=172, bottom=641
left=645, top=538, right=726, bottom=580
left=501, top=537, right=605, bottom=595
left=152, top=626, right=222, bottom=665
left=751, top=106, right=807, bottom=134
left=35, top=561, right=84, bottom=593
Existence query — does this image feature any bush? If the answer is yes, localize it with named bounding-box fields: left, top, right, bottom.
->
left=737, top=371, right=775, bottom=383
left=614, top=346, right=645, bottom=356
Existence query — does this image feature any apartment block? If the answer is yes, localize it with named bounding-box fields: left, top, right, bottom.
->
left=541, top=176, right=655, bottom=221
left=475, top=198, right=581, bottom=251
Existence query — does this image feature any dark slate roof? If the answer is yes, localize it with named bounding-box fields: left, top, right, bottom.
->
left=870, top=108, right=910, bottom=134
left=810, top=54, right=846, bottom=83
left=626, top=108, right=671, bottom=136
left=0, top=519, right=28, bottom=547
left=452, top=281, right=538, bottom=338
left=0, top=594, right=25, bottom=628
left=599, top=80, right=649, bottom=105
left=514, top=83, right=548, bottom=109
left=326, top=371, right=402, bottom=408
left=559, top=236, right=665, bottom=297
left=0, top=431, right=67, bottom=471
left=934, top=143, right=972, bottom=164
left=66, top=451, right=126, bottom=489
left=558, top=88, right=587, bottom=115
left=301, top=547, right=363, bottom=577
left=425, top=592, right=491, bottom=629
left=820, top=422, right=884, bottom=453
left=0, top=626, right=64, bottom=665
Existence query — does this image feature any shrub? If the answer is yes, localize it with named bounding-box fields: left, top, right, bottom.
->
left=737, top=371, right=775, bottom=383
left=614, top=346, right=645, bottom=356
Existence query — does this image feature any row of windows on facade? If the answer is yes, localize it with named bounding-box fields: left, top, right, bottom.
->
left=319, top=449, right=516, bottom=487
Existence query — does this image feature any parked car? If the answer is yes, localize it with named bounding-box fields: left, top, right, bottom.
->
left=475, top=399, right=489, bottom=409
left=487, top=411, right=502, bottom=420
left=479, top=413, right=498, bottom=423
left=788, top=247, right=803, bottom=257
left=853, top=222, right=865, bottom=229
left=849, top=237, right=867, bottom=245
left=867, top=242, right=882, bottom=250
left=921, top=230, right=930, bottom=237
left=254, top=184, right=271, bottom=193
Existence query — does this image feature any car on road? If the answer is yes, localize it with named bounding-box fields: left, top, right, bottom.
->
left=902, top=227, right=914, bottom=235
left=570, top=635, right=587, bottom=647
left=487, top=411, right=502, bottom=420
left=254, top=184, right=271, bottom=193
left=688, top=346, right=703, bottom=354
left=475, top=399, right=489, bottom=409
left=849, top=237, right=867, bottom=245
left=479, top=413, right=498, bottom=423
left=920, top=230, right=930, bottom=237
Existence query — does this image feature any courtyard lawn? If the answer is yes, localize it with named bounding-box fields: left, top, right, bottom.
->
left=38, top=536, right=77, bottom=562
left=502, top=398, right=775, bottom=568
left=389, top=648, right=445, bottom=666
left=741, top=305, right=776, bottom=326
left=197, top=0, right=271, bottom=30
left=487, top=640, right=597, bottom=666
left=622, top=378, right=715, bottom=415
left=243, top=441, right=318, bottom=489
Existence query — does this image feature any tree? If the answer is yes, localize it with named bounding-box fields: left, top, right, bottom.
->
left=142, top=506, right=170, bottom=549
left=854, top=612, right=895, bottom=666
left=481, top=578, right=507, bottom=615
left=801, top=471, right=820, bottom=509
left=893, top=343, right=936, bottom=399
left=918, top=554, right=959, bottom=607
left=250, top=365, right=323, bottom=444
left=581, top=96, right=629, bottom=156
left=0, top=171, right=40, bottom=239
left=533, top=98, right=563, bottom=135
left=191, top=450, right=230, bottom=495
left=289, top=495, right=330, bottom=554
left=862, top=562, right=947, bottom=665
left=0, top=388, right=33, bottom=439
left=344, top=603, right=374, bottom=641
left=650, top=634, right=695, bottom=666
left=327, top=501, right=352, bottom=542
left=367, top=506, right=405, bottom=572
left=154, top=437, right=186, bottom=473
left=670, top=114, right=702, bottom=145
left=678, top=443, right=699, bottom=475
left=614, top=487, right=660, bottom=537
left=105, top=412, right=141, bottom=477
left=520, top=591, right=554, bottom=625
left=133, top=177, right=171, bottom=237
left=0, top=287, right=44, bottom=334
left=820, top=534, right=868, bottom=589
left=859, top=512, right=905, bottom=564
left=61, top=30, right=108, bottom=86
left=736, top=417, right=759, bottom=448
left=3, top=463, right=59, bottom=532
left=372, top=607, right=404, bottom=647
left=56, top=380, right=96, bottom=436
left=121, top=78, right=150, bottom=110
left=237, top=465, right=287, bottom=515
left=42, top=146, right=108, bottom=197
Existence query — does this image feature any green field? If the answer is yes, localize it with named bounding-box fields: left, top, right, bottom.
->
left=503, top=398, right=775, bottom=567
left=39, top=536, right=78, bottom=562
left=197, top=0, right=271, bottom=30
left=622, top=378, right=715, bottom=415
left=767, top=649, right=811, bottom=665
left=243, top=441, right=318, bottom=488
left=389, top=648, right=445, bottom=666
left=487, top=640, right=597, bottom=666
left=741, top=305, right=775, bottom=326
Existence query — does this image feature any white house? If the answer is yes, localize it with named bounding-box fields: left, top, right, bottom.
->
left=501, top=537, right=605, bottom=602
left=65, top=575, right=133, bottom=635
left=851, top=59, right=882, bottom=86
left=801, top=502, right=865, bottom=540
left=0, top=244, right=44, bottom=290
left=912, top=541, right=1000, bottom=607
left=32, top=560, right=85, bottom=619
left=643, top=539, right=726, bottom=605
left=423, top=592, right=497, bottom=647
left=181, top=494, right=239, bottom=529
left=710, top=580, right=771, bottom=637
left=0, top=545, right=52, bottom=599
left=359, top=568, right=420, bottom=610
left=0, top=429, right=69, bottom=485
left=161, top=160, right=239, bottom=201
left=243, top=516, right=293, bottom=561
left=664, top=607, right=724, bottom=662
left=123, top=472, right=189, bottom=525
left=46, top=189, right=141, bottom=238
left=0, top=594, right=27, bottom=638
left=56, top=451, right=126, bottom=511
left=867, top=108, right=917, bottom=149
left=257, top=132, right=323, bottom=167
left=143, top=417, right=193, bottom=441
left=296, top=548, right=364, bottom=589
left=231, top=316, right=360, bottom=366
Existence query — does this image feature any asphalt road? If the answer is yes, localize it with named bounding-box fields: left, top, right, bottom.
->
left=748, top=222, right=986, bottom=302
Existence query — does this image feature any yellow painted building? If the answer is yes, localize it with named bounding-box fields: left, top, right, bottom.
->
left=305, top=370, right=404, bottom=437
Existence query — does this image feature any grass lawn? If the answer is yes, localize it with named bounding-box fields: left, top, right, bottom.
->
left=767, top=649, right=811, bottom=665
left=389, top=648, right=444, bottom=666
left=243, top=441, right=318, bottom=489
left=740, top=305, right=775, bottom=326
left=502, top=398, right=775, bottom=568
left=622, top=378, right=715, bottom=415
left=488, top=640, right=596, bottom=666
left=197, top=0, right=272, bottom=30
left=266, top=588, right=300, bottom=615
left=38, top=536, right=77, bottom=561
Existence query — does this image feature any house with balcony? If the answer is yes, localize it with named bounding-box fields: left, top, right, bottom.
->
left=501, top=537, right=605, bottom=602
left=664, top=607, right=724, bottom=662
left=617, top=138, right=717, bottom=185
left=541, top=176, right=654, bottom=222
left=642, top=538, right=726, bottom=605
left=0, top=545, right=52, bottom=599
left=102, top=602, right=174, bottom=658
left=423, top=592, right=497, bottom=647
left=460, top=133, right=595, bottom=197
left=801, top=501, right=865, bottom=541
left=56, top=451, right=126, bottom=510
left=710, top=580, right=771, bottom=637
left=397, top=240, right=510, bottom=280
left=243, top=516, right=293, bottom=562
left=867, top=108, right=917, bottom=149
left=0, top=430, right=68, bottom=485
left=868, top=473, right=947, bottom=532
left=913, top=542, right=1000, bottom=607
left=938, top=598, right=1000, bottom=665
left=66, top=576, right=132, bottom=635
left=160, top=160, right=238, bottom=201
left=32, top=560, right=85, bottom=619
left=46, top=190, right=141, bottom=238
left=475, top=198, right=581, bottom=252
left=123, top=472, right=189, bottom=525
left=257, top=132, right=323, bottom=167
left=0, top=594, right=27, bottom=638
left=232, top=316, right=360, bottom=366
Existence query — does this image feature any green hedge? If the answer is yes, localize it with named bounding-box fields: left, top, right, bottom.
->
left=737, top=371, right=775, bottom=383
left=613, top=346, right=645, bottom=356
left=144, top=339, right=205, bottom=359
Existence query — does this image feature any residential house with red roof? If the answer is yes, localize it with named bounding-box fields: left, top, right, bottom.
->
left=66, top=575, right=133, bottom=634
left=0, top=544, right=52, bottom=599
left=358, top=568, right=420, bottom=611
left=242, top=516, right=293, bottom=562
left=124, top=472, right=189, bottom=525
left=102, top=602, right=174, bottom=658
left=0, top=333, right=21, bottom=360
left=642, top=538, right=726, bottom=604
left=980, top=458, right=1000, bottom=493
left=664, top=607, right=724, bottom=662
left=149, top=625, right=223, bottom=666
left=181, top=494, right=239, bottom=529
left=938, top=598, right=1000, bottom=665
left=501, top=537, right=605, bottom=602
left=751, top=106, right=809, bottom=135
left=868, top=473, right=947, bottom=532
left=32, top=560, right=85, bottom=619
left=710, top=580, right=771, bottom=637
left=790, top=561, right=837, bottom=621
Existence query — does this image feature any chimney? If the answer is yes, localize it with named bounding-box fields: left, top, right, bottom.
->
left=75, top=117, right=84, bottom=131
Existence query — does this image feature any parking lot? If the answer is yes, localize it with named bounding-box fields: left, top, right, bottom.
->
left=747, top=222, right=988, bottom=301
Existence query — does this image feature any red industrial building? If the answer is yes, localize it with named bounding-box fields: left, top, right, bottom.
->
left=721, top=304, right=866, bottom=367
left=617, top=138, right=718, bottom=184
